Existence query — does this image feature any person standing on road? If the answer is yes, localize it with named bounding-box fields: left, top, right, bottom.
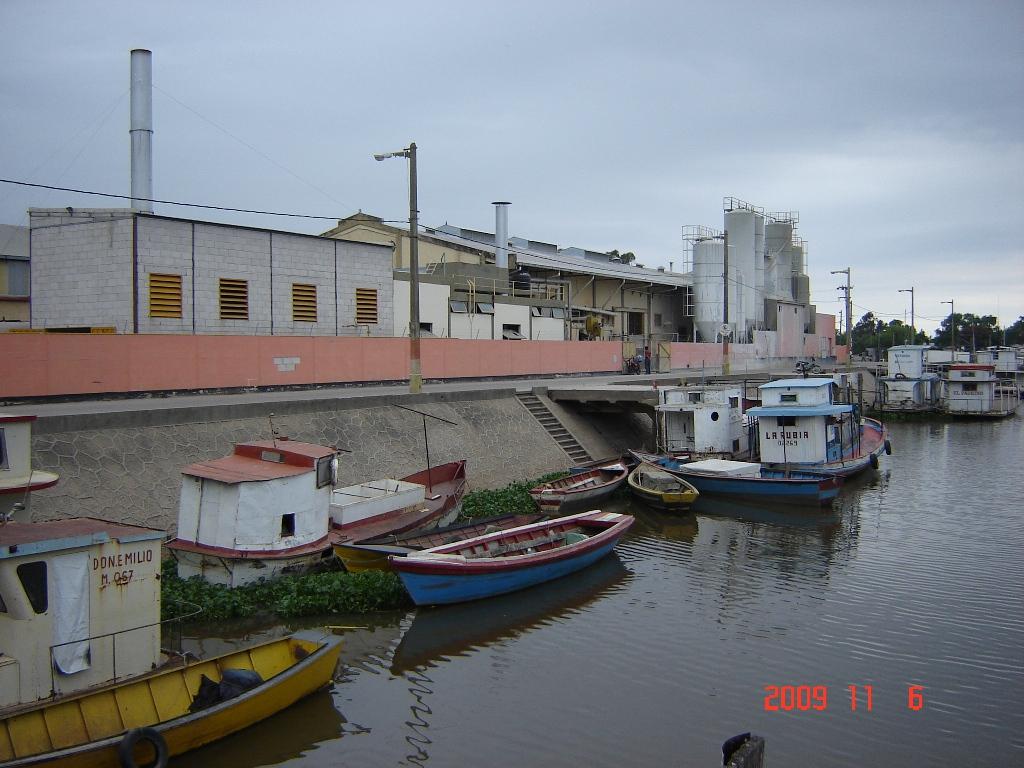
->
left=644, top=346, right=652, bottom=375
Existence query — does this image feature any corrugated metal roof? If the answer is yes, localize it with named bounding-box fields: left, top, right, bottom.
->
left=182, top=455, right=312, bottom=484
left=424, top=226, right=692, bottom=287
left=0, top=518, right=163, bottom=559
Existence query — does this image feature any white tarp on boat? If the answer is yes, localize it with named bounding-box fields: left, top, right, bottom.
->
left=52, top=552, right=91, bottom=674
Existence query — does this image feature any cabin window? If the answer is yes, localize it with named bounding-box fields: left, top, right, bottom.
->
left=710, top=411, right=720, bottom=421
left=688, top=392, right=702, bottom=404
left=0, top=428, right=7, bottom=469
left=17, top=561, right=48, bottom=614
left=733, top=439, right=740, bottom=452
left=962, top=383, right=978, bottom=392
left=780, top=394, right=798, bottom=403
left=729, top=397, right=739, bottom=409
left=960, top=371, right=976, bottom=378
left=260, top=450, right=285, bottom=463
left=280, top=514, right=296, bottom=537
left=316, top=455, right=335, bottom=488
left=776, top=416, right=796, bottom=427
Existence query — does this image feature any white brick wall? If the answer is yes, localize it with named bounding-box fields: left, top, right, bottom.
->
left=30, top=213, right=395, bottom=336
left=30, top=217, right=134, bottom=331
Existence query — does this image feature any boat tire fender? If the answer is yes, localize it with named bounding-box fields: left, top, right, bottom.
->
left=118, top=727, right=169, bottom=768
left=884, top=439, right=892, bottom=455
left=869, top=453, right=879, bottom=469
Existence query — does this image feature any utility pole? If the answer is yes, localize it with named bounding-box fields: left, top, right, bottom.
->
left=899, top=287, right=915, bottom=345
left=942, top=299, right=956, bottom=357
left=374, top=142, right=421, bottom=393
left=831, top=268, right=852, bottom=371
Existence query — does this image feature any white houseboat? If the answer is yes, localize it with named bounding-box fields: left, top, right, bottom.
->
left=0, top=414, right=59, bottom=523
left=943, top=364, right=1020, bottom=418
left=746, top=378, right=890, bottom=477
left=655, top=384, right=751, bottom=458
left=879, top=345, right=942, bottom=413
left=166, top=439, right=341, bottom=587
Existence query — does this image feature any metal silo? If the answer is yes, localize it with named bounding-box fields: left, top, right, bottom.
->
left=693, top=237, right=724, bottom=343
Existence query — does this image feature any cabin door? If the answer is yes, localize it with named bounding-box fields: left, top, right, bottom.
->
left=52, top=552, right=91, bottom=677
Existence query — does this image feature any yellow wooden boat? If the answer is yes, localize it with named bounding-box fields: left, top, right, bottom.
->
left=0, top=630, right=342, bottom=768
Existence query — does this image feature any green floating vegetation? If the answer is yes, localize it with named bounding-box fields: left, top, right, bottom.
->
left=160, top=560, right=408, bottom=623
left=458, top=471, right=567, bottom=521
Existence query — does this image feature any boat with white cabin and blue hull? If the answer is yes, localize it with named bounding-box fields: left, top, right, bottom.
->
left=746, top=377, right=890, bottom=478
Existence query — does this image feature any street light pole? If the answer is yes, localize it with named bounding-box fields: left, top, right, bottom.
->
left=942, top=299, right=955, bottom=356
left=374, top=142, right=422, bottom=393
left=899, top=287, right=915, bottom=344
left=831, top=268, right=851, bottom=371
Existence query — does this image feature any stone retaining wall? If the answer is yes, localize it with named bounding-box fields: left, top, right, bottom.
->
left=27, top=390, right=583, bottom=535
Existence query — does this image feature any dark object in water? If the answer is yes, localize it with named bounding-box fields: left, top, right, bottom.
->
left=722, top=732, right=765, bottom=767
left=189, top=668, right=265, bottom=712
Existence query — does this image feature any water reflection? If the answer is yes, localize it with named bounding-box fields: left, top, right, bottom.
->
left=390, top=553, right=631, bottom=674
left=169, top=687, right=344, bottom=768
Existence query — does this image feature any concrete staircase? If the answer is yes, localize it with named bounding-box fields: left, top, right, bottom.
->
left=516, top=392, right=592, bottom=463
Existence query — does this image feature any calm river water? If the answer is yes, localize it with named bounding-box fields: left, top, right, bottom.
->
left=176, top=416, right=1023, bottom=767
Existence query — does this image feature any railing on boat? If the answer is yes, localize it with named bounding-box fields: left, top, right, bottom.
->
left=47, top=600, right=203, bottom=697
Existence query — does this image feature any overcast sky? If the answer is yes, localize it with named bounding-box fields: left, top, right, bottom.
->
left=2, top=1, right=1021, bottom=335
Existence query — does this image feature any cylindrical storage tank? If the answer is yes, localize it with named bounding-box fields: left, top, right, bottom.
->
left=765, top=222, right=792, bottom=299
left=725, top=210, right=755, bottom=341
left=754, top=214, right=766, bottom=324
left=693, top=238, right=724, bottom=343
left=793, top=274, right=810, bottom=305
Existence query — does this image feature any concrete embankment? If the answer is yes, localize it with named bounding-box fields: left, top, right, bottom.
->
left=24, top=385, right=647, bottom=535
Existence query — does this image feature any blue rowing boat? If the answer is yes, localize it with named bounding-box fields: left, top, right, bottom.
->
left=389, top=511, right=634, bottom=605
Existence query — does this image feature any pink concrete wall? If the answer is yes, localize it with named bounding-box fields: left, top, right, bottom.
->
left=0, top=335, right=624, bottom=398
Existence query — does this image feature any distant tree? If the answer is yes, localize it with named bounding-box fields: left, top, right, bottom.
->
left=932, top=312, right=1000, bottom=350
left=1004, top=316, right=1024, bottom=345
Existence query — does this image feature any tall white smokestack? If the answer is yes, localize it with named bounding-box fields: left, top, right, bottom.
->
left=493, top=201, right=510, bottom=270
left=130, top=49, right=153, bottom=213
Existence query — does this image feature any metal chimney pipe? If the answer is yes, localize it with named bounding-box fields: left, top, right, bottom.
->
left=493, top=201, right=510, bottom=270
left=130, top=49, right=153, bottom=213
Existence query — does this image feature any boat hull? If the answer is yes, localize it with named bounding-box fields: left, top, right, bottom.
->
left=673, top=471, right=840, bottom=506
left=626, top=464, right=699, bottom=512
left=390, top=511, right=634, bottom=606
left=0, top=633, right=342, bottom=768
left=529, top=465, right=628, bottom=514
left=396, top=537, right=622, bottom=605
left=762, top=418, right=889, bottom=479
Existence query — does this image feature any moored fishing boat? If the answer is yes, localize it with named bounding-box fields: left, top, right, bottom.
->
left=0, top=517, right=342, bottom=768
left=528, top=462, right=628, bottom=514
left=627, top=462, right=699, bottom=512
left=746, top=378, right=890, bottom=478
left=389, top=510, right=634, bottom=605
left=646, top=456, right=842, bottom=506
left=333, top=512, right=541, bottom=573
left=329, top=459, right=468, bottom=546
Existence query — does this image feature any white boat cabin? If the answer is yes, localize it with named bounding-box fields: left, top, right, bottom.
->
left=172, top=439, right=339, bottom=585
left=880, top=346, right=941, bottom=412
left=0, top=518, right=163, bottom=709
left=944, top=364, right=1019, bottom=416
left=974, top=346, right=1020, bottom=375
left=656, top=385, right=749, bottom=458
left=0, top=415, right=59, bottom=523
left=330, top=479, right=426, bottom=529
left=746, top=378, right=854, bottom=465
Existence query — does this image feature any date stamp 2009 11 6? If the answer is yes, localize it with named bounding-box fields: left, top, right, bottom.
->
left=763, top=685, right=924, bottom=712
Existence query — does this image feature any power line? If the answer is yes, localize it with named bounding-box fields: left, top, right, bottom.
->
left=0, top=178, right=343, bottom=220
